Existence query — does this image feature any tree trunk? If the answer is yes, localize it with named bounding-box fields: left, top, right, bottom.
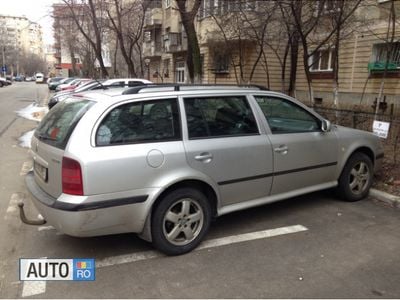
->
left=182, top=21, right=201, bottom=83
left=288, top=32, right=299, bottom=97
left=176, top=0, right=202, bottom=84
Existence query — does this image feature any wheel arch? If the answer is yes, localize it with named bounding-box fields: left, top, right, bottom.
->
left=138, top=178, right=218, bottom=243
left=338, top=146, right=375, bottom=179
left=152, top=179, right=218, bottom=218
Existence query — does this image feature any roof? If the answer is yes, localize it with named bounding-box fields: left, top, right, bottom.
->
left=70, top=84, right=276, bottom=106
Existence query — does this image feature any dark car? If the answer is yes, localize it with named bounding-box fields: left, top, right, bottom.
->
left=48, top=77, right=65, bottom=90
left=15, top=75, right=25, bottom=82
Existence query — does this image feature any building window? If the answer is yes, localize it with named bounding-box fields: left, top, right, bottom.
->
left=310, top=48, right=335, bottom=72
left=199, top=0, right=257, bottom=18
left=213, top=52, right=230, bottom=74
left=372, top=42, right=400, bottom=67
left=165, top=0, right=171, bottom=8
left=176, top=61, right=185, bottom=83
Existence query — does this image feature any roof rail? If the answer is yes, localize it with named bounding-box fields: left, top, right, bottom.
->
left=122, top=83, right=268, bottom=95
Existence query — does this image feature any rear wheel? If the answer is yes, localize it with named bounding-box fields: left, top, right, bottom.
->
left=151, top=188, right=211, bottom=255
left=337, top=152, right=373, bottom=202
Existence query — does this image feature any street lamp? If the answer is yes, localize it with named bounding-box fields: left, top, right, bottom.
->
left=144, top=58, right=150, bottom=81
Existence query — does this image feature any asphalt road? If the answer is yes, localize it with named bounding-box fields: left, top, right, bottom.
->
left=0, top=83, right=399, bottom=298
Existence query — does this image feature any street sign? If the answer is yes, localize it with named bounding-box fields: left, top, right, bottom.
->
left=1, top=66, right=6, bottom=72
left=372, top=120, right=390, bottom=139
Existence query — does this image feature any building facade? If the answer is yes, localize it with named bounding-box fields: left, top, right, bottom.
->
left=0, top=14, right=44, bottom=75
left=52, top=4, right=83, bottom=77
left=143, top=0, right=400, bottom=112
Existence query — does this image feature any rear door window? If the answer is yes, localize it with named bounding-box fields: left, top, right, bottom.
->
left=35, top=99, right=94, bottom=149
left=184, top=96, right=259, bottom=139
left=96, top=98, right=181, bottom=146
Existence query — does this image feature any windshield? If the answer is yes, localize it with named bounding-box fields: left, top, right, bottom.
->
left=35, top=98, right=94, bottom=149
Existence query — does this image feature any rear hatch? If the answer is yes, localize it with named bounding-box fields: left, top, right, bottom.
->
left=32, top=98, right=94, bottom=198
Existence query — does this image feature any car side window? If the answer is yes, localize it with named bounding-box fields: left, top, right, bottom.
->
left=96, top=99, right=181, bottom=146
left=109, top=81, right=124, bottom=87
left=184, top=96, right=258, bottom=139
left=128, top=81, right=144, bottom=87
left=255, top=96, right=320, bottom=134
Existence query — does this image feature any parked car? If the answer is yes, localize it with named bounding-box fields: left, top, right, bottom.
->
left=48, top=77, right=65, bottom=90
left=23, top=85, right=384, bottom=255
left=59, top=78, right=92, bottom=91
left=101, top=78, right=153, bottom=87
left=15, top=75, right=25, bottom=82
left=55, top=78, right=83, bottom=91
left=0, top=77, right=7, bottom=87
left=48, top=78, right=152, bottom=109
left=35, top=73, right=45, bottom=84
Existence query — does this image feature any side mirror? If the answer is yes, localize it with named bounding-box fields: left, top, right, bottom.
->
left=321, top=119, right=332, bottom=132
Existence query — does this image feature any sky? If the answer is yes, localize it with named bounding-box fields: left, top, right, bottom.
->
left=1, top=0, right=61, bottom=45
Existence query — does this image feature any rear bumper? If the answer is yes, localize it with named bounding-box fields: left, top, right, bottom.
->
left=25, top=171, right=152, bottom=237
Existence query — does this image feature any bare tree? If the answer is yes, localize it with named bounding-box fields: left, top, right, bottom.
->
left=106, top=0, right=149, bottom=77
left=176, top=0, right=202, bottom=83
left=63, top=0, right=109, bottom=78
left=372, top=0, right=396, bottom=118
left=210, top=1, right=278, bottom=86
left=278, top=1, right=301, bottom=97
left=328, top=0, right=363, bottom=110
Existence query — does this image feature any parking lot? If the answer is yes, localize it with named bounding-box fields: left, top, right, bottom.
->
left=0, top=83, right=400, bottom=298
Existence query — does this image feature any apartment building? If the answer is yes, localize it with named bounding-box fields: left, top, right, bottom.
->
left=52, top=4, right=83, bottom=77
left=143, top=0, right=400, bottom=111
left=0, top=14, right=44, bottom=74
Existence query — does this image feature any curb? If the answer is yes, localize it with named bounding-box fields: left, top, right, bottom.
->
left=370, top=188, right=400, bottom=209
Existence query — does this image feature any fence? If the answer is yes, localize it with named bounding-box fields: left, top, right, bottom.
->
left=314, top=107, right=400, bottom=161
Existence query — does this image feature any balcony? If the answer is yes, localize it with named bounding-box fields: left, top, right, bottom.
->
left=143, top=41, right=162, bottom=58
left=368, top=61, right=399, bottom=72
left=164, top=33, right=187, bottom=53
left=144, top=8, right=162, bottom=29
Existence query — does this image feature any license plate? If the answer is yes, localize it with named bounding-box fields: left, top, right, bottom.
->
left=34, top=161, right=48, bottom=182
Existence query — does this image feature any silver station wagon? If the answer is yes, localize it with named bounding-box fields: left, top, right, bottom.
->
left=23, top=85, right=384, bottom=255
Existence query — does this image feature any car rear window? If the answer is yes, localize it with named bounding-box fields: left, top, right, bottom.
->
left=35, top=98, right=94, bottom=149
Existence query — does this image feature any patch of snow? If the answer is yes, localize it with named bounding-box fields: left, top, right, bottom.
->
left=19, top=130, right=34, bottom=148
left=16, top=103, right=48, bottom=122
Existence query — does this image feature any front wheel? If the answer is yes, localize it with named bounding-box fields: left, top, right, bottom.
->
left=151, top=188, right=211, bottom=255
left=337, top=152, right=373, bottom=202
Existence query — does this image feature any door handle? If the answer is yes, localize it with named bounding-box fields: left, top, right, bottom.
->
left=194, top=152, right=213, bottom=162
left=274, top=145, right=288, bottom=154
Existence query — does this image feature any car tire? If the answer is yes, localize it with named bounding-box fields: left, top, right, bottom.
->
left=151, top=188, right=211, bottom=255
left=0, top=82, right=3, bottom=88
left=337, top=152, right=373, bottom=202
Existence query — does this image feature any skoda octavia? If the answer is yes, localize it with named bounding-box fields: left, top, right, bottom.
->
left=24, top=85, right=384, bottom=255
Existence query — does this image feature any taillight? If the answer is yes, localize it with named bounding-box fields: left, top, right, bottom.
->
left=62, top=157, right=83, bottom=195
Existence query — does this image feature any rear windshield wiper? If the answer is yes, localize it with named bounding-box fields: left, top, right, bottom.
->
left=37, top=134, right=56, bottom=141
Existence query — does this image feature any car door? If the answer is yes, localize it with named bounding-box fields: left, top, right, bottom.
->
left=254, top=95, right=338, bottom=195
left=182, top=95, right=274, bottom=207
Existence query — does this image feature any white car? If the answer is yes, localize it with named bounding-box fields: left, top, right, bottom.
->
left=102, top=78, right=153, bottom=87
left=35, top=73, right=45, bottom=84
left=0, top=77, right=7, bottom=87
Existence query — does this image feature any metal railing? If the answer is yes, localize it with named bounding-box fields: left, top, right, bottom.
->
left=314, top=107, right=400, bottom=150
